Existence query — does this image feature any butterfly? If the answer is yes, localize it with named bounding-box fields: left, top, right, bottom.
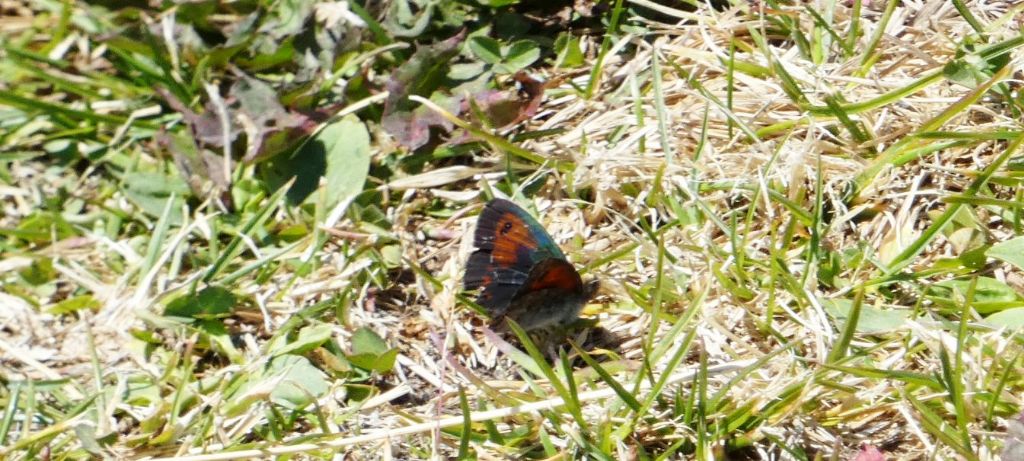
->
left=464, top=198, right=600, bottom=331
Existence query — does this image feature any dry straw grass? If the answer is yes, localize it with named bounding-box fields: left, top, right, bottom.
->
left=3, top=0, right=1024, bottom=459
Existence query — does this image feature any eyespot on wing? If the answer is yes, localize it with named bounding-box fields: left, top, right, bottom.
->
left=473, top=199, right=564, bottom=263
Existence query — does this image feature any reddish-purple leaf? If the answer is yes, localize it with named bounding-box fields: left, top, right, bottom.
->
left=382, top=94, right=458, bottom=150
left=462, top=72, right=545, bottom=129
left=157, top=75, right=322, bottom=163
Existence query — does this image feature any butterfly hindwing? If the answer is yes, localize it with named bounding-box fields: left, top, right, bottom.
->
left=519, top=258, right=584, bottom=295
left=465, top=198, right=568, bottom=314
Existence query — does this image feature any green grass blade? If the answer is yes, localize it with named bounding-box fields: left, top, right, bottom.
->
left=506, top=321, right=589, bottom=435
left=826, top=288, right=864, bottom=364
left=457, top=386, right=472, bottom=460
left=203, top=180, right=292, bottom=283
left=820, top=364, right=942, bottom=390
left=873, top=130, right=1022, bottom=278
left=951, top=0, right=987, bottom=37
left=568, top=341, right=641, bottom=412
left=857, top=0, right=898, bottom=74
left=584, top=0, right=625, bottom=99
left=905, top=392, right=979, bottom=461
left=140, top=193, right=177, bottom=280
left=0, top=89, right=131, bottom=125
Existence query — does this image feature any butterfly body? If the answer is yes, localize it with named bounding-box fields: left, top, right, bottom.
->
left=464, top=199, right=599, bottom=331
left=501, top=274, right=600, bottom=331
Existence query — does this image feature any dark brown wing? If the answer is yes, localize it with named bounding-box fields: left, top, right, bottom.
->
left=464, top=199, right=565, bottom=314
left=516, top=258, right=584, bottom=298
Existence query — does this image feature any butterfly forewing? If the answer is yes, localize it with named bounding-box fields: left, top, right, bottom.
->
left=464, top=251, right=526, bottom=313
left=465, top=198, right=569, bottom=314
left=473, top=199, right=565, bottom=264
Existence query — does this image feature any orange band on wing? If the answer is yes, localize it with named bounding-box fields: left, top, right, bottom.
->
left=526, top=259, right=582, bottom=292
left=489, top=214, right=538, bottom=265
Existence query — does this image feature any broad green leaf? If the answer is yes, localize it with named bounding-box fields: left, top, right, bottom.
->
left=499, top=40, right=540, bottom=73
left=73, top=423, right=104, bottom=455
left=988, top=237, right=1024, bottom=271
left=822, top=298, right=909, bottom=334
left=271, top=323, right=334, bottom=356
left=554, top=33, right=584, bottom=68
left=382, top=0, right=434, bottom=37
left=943, top=58, right=980, bottom=86
left=266, top=115, right=370, bottom=209
left=351, top=327, right=388, bottom=356
left=982, top=307, right=1024, bottom=329
left=380, top=244, right=402, bottom=268
left=926, top=277, right=1024, bottom=314
left=321, top=116, right=370, bottom=210
left=468, top=36, right=503, bottom=65
left=48, top=295, right=101, bottom=315
left=231, top=177, right=264, bottom=213
left=20, top=257, right=56, bottom=285
left=223, top=355, right=328, bottom=414
left=348, top=348, right=398, bottom=373
left=122, top=376, right=161, bottom=407
left=943, top=45, right=1011, bottom=88
left=198, top=319, right=243, bottom=363
left=267, top=355, right=329, bottom=409
left=121, top=172, right=189, bottom=225
left=277, top=223, right=309, bottom=241
left=348, top=327, right=397, bottom=373
left=164, top=286, right=236, bottom=320
left=345, top=383, right=374, bottom=403
left=263, top=0, right=315, bottom=39
left=6, top=211, right=77, bottom=244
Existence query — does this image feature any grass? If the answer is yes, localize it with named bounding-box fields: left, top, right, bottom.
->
left=2, top=0, right=1024, bottom=459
